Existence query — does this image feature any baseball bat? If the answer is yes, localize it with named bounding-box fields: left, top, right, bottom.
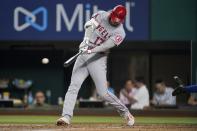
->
left=63, top=50, right=83, bottom=67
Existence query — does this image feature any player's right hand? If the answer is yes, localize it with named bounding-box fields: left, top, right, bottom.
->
left=80, top=46, right=88, bottom=53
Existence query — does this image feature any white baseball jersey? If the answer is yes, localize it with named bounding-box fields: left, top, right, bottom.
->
left=89, top=11, right=126, bottom=47
left=62, top=10, right=130, bottom=121
left=153, top=87, right=176, bottom=105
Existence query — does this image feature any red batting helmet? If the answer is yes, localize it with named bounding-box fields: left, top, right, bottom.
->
left=109, top=5, right=127, bottom=24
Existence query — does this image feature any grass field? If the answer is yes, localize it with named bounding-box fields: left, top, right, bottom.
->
left=0, top=115, right=197, bottom=125
left=0, top=116, right=197, bottom=131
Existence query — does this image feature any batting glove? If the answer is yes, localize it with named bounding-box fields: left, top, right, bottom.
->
left=87, top=50, right=92, bottom=54
left=80, top=46, right=88, bottom=53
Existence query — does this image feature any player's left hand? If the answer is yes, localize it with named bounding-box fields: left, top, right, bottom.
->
left=79, top=37, right=90, bottom=49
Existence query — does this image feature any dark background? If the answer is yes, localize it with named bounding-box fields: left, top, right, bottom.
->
left=0, top=41, right=191, bottom=104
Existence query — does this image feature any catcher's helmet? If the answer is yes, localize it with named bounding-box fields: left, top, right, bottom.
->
left=109, top=5, right=127, bottom=24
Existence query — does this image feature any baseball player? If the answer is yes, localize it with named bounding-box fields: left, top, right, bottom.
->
left=57, top=5, right=134, bottom=126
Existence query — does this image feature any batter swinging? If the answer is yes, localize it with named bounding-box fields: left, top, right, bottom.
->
left=57, top=5, right=135, bottom=127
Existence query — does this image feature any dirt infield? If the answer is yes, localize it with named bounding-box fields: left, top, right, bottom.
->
left=0, top=124, right=197, bottom=131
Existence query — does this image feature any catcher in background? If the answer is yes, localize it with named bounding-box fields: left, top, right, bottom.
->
left=57, top=5, right=134, bottom=126
left=172, top=76, right=197, bottom=106
left=172, top=76, right=197, bottom=96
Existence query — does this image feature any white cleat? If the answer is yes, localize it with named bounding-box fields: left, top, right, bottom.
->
left=56, top=117, right=70, bottom=126
left=124, top=113, right=135, bottom=126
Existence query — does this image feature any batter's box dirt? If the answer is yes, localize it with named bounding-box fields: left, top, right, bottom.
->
left=0, top=124, right=197, bottom=131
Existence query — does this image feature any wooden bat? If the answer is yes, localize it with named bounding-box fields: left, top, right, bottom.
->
left=63, top=50, right=83, bottom=67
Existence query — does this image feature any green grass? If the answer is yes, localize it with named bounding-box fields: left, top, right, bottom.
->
left=0, top=116, right=197, bottom=125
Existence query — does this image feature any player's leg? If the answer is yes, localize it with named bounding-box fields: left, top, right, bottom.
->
left=87, top=54, right=134, bottom=126
left=57, top=55, right=89, bottom=125
left=183, top=85, right=197, bottom=93
left=172, top=85, right=197, bottom=96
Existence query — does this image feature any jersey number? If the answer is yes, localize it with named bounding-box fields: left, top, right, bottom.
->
left=94, top=37, right=105, bottom=45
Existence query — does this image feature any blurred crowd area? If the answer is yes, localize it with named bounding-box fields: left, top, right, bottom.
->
left=0, top=76, right=196, bottom=110
left=0, top=41, right=191, bottom=109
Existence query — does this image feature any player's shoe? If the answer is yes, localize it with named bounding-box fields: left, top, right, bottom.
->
left=56, top=117, right=70, bottom=126
left=123, top=112, right=135, bottom=126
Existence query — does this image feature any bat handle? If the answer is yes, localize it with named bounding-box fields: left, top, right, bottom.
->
left=63, top=51, right=83, bottom=68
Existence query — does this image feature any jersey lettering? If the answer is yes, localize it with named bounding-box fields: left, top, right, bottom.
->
left=96, top=24, right=109, bottom=39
